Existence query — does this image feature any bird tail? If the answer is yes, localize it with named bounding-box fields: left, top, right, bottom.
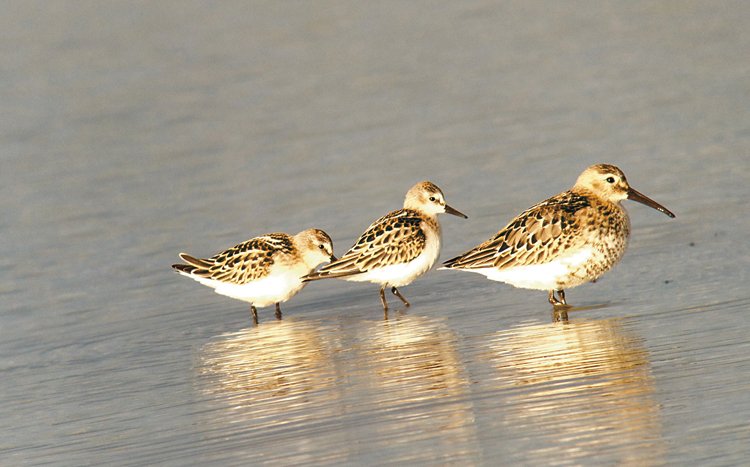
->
left=440, top=254, right=462, bottom=269
left=172, top=253, right=214, bottom=277
left=302, top=269, right=361, bottom=282
left=178, top=253, right=212, bottom=268
left=172, top=263, right=197, bottom=275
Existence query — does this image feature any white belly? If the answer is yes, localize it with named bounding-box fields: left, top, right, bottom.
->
left=344, top=229, right=441, bottom=287
left=188, top=265, right=308, bottom=307
left=468, top=247, right=595, bottom=291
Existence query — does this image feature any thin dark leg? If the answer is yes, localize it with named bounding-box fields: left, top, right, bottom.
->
left=548, top=290, right=557, bottom=305
left=251, top=305, right=259, bottom=325
left=275, top=303, right=282, bottom=320
left=391, top=286, right=411, bottom=307
left=379, top=285, right=389, bottom=311
left=548, top=289, right=568, bottom=307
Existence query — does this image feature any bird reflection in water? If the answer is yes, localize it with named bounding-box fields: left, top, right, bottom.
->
left=196, top=315, right=481, bottom=464
left=483, top=316, right=666, bottom=465
left=352, top=314, right=481, bottom=463
left=198, top=319, right=343, bottom=427
left=551, top=302, right=610, bottom=322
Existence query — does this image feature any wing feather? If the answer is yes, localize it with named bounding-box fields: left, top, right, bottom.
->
left=443, top=192, right=591, bottom=270
left=173, top=234, right=294, bottom=284
left=306, top=209, right=426, bottom=280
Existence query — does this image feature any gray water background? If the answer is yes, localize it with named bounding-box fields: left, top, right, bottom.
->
left=1, top=1, right=749, bottom=465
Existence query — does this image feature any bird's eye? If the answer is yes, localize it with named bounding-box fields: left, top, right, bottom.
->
left=318, top=244, right=325, bottom=249
left=606, top=177, right=615, bottom=183
left=429, top=196, right=436, bottom=202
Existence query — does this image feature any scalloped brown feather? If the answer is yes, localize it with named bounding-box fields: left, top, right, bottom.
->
left=443, top=190, right=626, bottom=271
left=305, top=209, right=427, bottom=280
left=173, top=233, right=295, bottom=285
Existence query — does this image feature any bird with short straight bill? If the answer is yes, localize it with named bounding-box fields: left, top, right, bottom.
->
left=303, top=181, right=467, bottom=311
left=172, top=229, right=335, bottom=324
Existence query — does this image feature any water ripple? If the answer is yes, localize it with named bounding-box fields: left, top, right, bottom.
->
left=475, top=316, right=665, bottom=465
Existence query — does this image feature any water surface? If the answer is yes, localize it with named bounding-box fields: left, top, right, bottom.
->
left=1, top=1, right=749, bottom=465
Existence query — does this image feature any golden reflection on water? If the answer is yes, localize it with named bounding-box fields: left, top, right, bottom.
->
left=354, top=314, right=480, bottom=462
left=486, top=317, right=666, bottom=465
left=363, top=315, right=468, bottom=399
left=197, top=314, right=480, bottom=464
left=196, top=313, right=664, bottom=464
left=198, top=319, right=342, bottom=424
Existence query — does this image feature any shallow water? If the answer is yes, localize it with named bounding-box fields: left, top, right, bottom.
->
left=2, top=1, right=750, bottom=465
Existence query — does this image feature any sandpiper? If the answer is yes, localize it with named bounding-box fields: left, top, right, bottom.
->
left=172, top=229, right=335, bottom=324
left=441, top=164, right=675, bottom=306
left=303, top=181, right=467, bottom=311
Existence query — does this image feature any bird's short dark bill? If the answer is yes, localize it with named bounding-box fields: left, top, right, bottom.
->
left=445, top=204, right=468, bottom=218
left=627, top=187, right=676, bottom=218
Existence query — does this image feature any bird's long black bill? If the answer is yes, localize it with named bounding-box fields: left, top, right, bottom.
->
left=627, top=187, right=675, bottom=218
left=445, top=204, right=468, bottom=218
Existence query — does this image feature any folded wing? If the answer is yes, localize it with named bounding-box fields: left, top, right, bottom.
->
left=305, top=209, right=426, bottom=280
left=172, top=234, right=293, bottom=284
left=443, top=192, right=591, bottom=270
